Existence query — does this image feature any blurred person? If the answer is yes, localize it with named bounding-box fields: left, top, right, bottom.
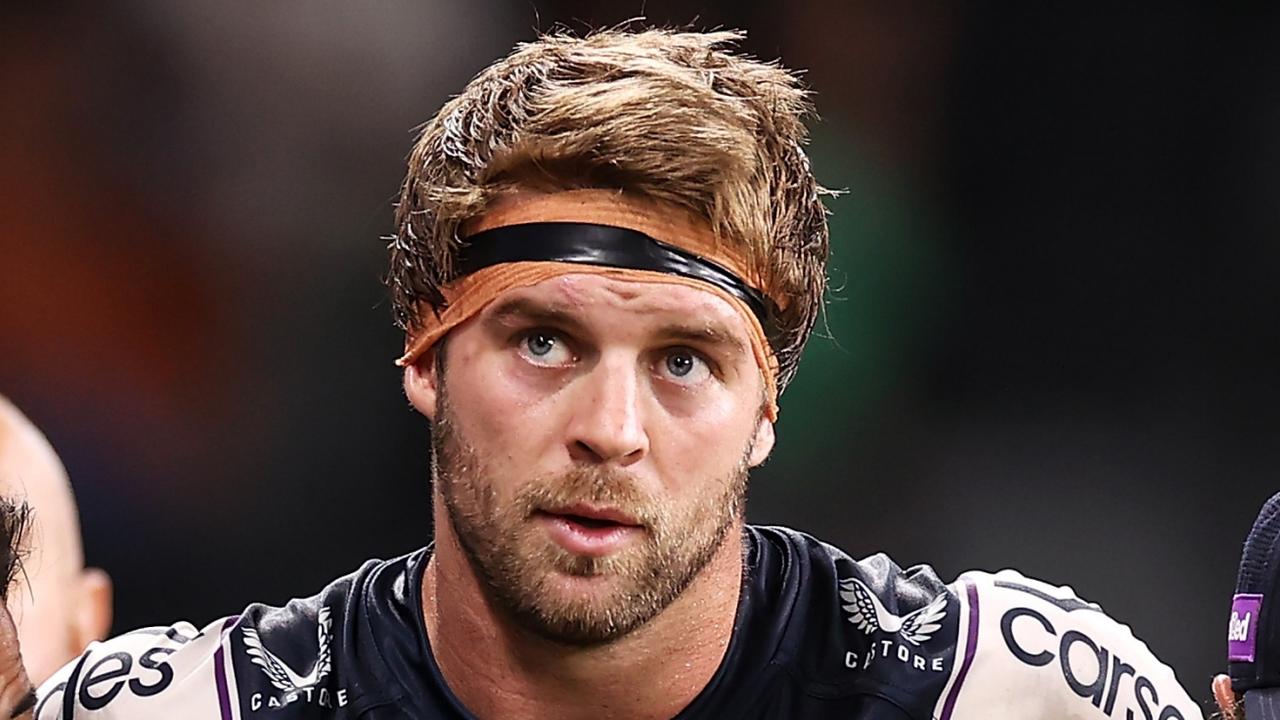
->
left=8, top=28, right=1203, bottom=719
left=0, top=397, right=111, bottom=687
left=1210, top=493, right=1280, bottom=720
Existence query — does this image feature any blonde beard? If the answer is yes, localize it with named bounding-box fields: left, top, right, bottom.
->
left=430, top=384, right=751, bottom=645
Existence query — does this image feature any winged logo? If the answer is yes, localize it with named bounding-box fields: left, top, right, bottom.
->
left=242, top=607, right=333, bottom=692
left=839, top=578, right=948, bottom=645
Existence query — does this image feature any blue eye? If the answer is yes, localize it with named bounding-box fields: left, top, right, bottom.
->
left=659, top=348, right=711, bottom=385
left=518, top=330, right=574, bottom=367
left=666, top=352, right=695, bottom=377
left=526, top=332, right=556, bottom=356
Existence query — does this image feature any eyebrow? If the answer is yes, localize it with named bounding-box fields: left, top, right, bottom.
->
left=484, top=297, right=750, bottom=357
left=652, top=323, right=748, bottom=357
left=485, top=297, right=589, bottom=334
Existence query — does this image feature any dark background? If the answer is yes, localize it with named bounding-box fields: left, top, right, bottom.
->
left=3, top=1, right=1277, bottom=709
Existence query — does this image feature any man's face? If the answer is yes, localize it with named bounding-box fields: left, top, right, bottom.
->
left=421, top=273, right=774, bottom=645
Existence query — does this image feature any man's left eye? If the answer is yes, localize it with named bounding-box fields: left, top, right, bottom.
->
left=660, top=349, right=711, bottom=384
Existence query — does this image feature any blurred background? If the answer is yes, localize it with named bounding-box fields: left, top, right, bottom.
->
left=2, top=1, right=1277, bottom=707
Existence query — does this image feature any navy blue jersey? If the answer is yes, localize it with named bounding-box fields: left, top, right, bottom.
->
left=35, top=526, right=1202, bottom=719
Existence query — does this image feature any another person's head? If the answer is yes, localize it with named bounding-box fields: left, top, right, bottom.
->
left=0, top=396, right=111, bottom=684
left=390, top=30, right=827, bottom=643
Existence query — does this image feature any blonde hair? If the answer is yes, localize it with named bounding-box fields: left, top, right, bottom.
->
left=388, top=28, right=830, bottom=389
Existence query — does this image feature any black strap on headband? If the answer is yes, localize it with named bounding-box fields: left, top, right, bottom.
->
left=457, top=222, right=775, bottom=329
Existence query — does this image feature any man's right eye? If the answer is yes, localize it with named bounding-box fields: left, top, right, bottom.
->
left=517, top=331, right=575, bottom=367
left=526, top=332, right=556, bottom=356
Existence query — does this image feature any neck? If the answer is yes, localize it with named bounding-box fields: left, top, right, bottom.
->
left=422, top=506, right=744, bottom=720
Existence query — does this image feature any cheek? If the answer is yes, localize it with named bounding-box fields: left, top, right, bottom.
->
left=650, top=394, right=757, bottom=486
left=444, top=345, right=563, bottom=471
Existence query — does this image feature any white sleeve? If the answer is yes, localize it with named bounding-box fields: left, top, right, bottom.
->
left=35, top=616, right=237, bottom=719
left=937, top=570, right=1204, bottom=720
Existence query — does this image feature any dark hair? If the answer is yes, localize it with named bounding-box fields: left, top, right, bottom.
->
left=0, top=497, right=32, bottom=602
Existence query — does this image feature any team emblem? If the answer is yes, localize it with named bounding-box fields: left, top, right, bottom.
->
left=839, top=578, right=947, bottom=645
left=243, top=607, right=333, bottom=692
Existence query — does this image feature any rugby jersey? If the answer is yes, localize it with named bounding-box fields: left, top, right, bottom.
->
left=34, top=526, right=1204, bottom=719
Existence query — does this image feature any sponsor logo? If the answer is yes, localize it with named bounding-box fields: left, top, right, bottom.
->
left=36, top=625, right=203, bottom=714
left=1000, top=605, right=1186, bottom=719
left=839, top=577, right=949, bottom=674
left=839, top=578, right=947, bottom=645
left=243, top=607, right=349, bottom=711
left=1228, top=612, right=1251, bottom=642
left=1228, top=594, right=1262, bottom=663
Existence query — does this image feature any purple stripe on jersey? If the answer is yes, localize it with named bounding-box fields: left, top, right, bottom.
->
left=215, top=616, right=240, bottom=720
left=939, top=581, right=980, bottom=720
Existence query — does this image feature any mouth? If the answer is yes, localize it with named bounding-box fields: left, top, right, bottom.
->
left=534, top=505, right=645, bottom=557
left=556, top=514, right=617, bottom=529
left=540, top=504, right=641, bottom=527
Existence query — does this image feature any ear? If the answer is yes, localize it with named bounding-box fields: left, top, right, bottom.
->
left=1213, top=674, right=1240, bottom=720
left=747, top=416, right=775, bottom=468
left=70, top=567, right=112, bottom=651
left=403, top=347, right=441, bottom=422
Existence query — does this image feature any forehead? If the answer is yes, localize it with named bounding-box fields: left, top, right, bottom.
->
left=483, top=273, right=752, bottom=338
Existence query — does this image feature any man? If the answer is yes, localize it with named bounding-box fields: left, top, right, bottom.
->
left=10, top=29, right=1203, bottom=719
left=0, top=396, right=112, bottom=686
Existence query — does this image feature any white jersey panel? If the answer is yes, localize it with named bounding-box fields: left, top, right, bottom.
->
left=938, top=570, right=1204, bottom=720
left=35, top=616, right=237, bottom=720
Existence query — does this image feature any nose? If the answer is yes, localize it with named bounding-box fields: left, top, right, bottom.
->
left=565, top=354, right=649, bottom=466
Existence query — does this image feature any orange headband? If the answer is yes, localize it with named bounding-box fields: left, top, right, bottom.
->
left=396, top=190, right=781, bottom=420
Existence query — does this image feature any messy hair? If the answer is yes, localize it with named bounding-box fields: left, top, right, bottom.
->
left=388, top=27, right=830, bottom=389
left=0, top=496, right=32, bottom=602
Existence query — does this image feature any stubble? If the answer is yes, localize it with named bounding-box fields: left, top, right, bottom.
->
left=431, top=387, right=751, bottom=646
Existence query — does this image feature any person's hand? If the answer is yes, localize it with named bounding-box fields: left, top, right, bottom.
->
left=0, top=601, right=33, bottom=720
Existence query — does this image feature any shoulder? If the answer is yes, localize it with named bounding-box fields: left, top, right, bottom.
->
left=745, top=528, right=1202, bottom=719
left=34, top=551, right=423, bottom=719
left=34, top=618, right=236, bottom=719
left=948, top=569, right=1204, bottom=719
left=740, top=527, right=961, bottom=717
